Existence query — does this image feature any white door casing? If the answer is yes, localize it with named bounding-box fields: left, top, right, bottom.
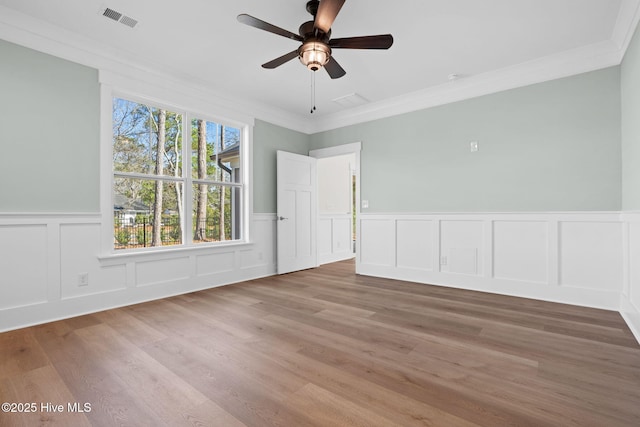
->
left=276, top=150, right=318, bottom=274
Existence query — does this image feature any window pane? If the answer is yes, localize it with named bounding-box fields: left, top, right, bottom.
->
left=192, top=184, right=241, bottom=243
left=191, top=119, right=241, bottom=183
left=114, top=177, right=183, bottom=249
left=113, top=98, right=182, bottom=177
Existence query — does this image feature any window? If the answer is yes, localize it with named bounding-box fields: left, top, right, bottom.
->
left=190, top=118, right=242, bottom=244
left=112, top=97, right=245, bottom=250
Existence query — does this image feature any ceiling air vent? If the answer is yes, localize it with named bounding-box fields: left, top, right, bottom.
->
left=102, top=7, right=138, bottom=28
left=332, top=93, right=369, bottom=108
left=102, top=8, right=122, bottom=21
left=119, top=15, right=138, bottom=28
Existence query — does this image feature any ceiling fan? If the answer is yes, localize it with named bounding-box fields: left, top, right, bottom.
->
left=237, top=0, right=394, bottom=79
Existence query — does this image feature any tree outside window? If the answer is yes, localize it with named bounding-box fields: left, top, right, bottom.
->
left=112, top=97, right=243, bottom=250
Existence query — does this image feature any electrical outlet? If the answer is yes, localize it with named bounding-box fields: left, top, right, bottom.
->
left=440, top=256, right=448, bottom=266
left=78, top=273, right=89, bottom=287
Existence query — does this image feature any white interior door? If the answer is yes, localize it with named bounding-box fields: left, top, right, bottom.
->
left=277, top=150, right=318, bottom=274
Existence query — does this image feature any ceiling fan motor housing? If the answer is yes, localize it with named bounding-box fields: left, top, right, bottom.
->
left=298, top=21, right=330, bottom=40
left=306, top=0, right=320, bottom=16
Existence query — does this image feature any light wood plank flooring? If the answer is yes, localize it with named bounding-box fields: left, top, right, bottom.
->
left=1, top=259, right=639, bottom=426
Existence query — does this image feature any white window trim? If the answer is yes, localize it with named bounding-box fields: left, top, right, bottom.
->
left=99, top=75, right=253, bottom=258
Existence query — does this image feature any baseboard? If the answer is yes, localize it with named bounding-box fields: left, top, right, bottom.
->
left=620, top=295, right=640, bottom=345
left=0, top=263, right=275, bottom=333
left=358, top=264, right=621, bottom=311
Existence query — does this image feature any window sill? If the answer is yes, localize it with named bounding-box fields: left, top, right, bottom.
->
left=98, top=240, right=254, bottom=266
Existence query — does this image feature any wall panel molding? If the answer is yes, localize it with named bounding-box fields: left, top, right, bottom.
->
left=358, top=212, right=624, bottom=311
left=0, top=214, right=276, bottom=332
left=2, top=211, right=639, bottom=345
left=318, top=214, right=354, bottom=265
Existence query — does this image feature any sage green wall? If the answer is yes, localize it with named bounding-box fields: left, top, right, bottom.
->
left=0, top=40, right=309, bottom=215
left=309, top=67, right=621, bottom=212
left=0, top=38, right=625, bottom=215
left=0, top=39, right=100, bottom=212
left=253, top=119, right=310, bottom=213
left=622, top=23, right=640, bottom=211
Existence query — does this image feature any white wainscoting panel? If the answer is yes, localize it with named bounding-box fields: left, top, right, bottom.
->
left=332, top=217, right=351, bottom=255
left=318, top=218, right=332, bottom=259
left=559, top=221, right=623, bottom=290
left=0, top=213, right=277, bottom=332
left=621, top=213, right=640, bottom=343
left=196, top=251, right=235, bottom=276
left=318, top=214, right=354, bottom=265
left=493, top=221, right=548, bottom=284
left=449, top=248, right=478, bottom=275
left=60, top=223, right=127, bottom=299
left=396, top=219, right=434, bottom=271
left=241, top=213, right=276, bottom=270
left=358, top=213, right=623, bottom=312
left=360, top=219, right=395, bottom=267
left=440, top=220, right=483, bottom=275
left=0, top=225, right=48, bottom=309
left=136, top=257, right=191, bottom=287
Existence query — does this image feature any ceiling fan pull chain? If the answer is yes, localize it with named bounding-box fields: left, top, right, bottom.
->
left=310, top=71, right=313, bottom=113
left=310, top=71, right=317, bottom=114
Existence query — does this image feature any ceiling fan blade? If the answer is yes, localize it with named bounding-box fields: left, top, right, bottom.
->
left=262, top=50, right=299, bottom=69
left=314, top=0, right=345, bottom=34
left=237, top=14, right=303, bottom=42
left=324, top=56, right=346, bottom=79
left=329, top=34, right=394, bottom=49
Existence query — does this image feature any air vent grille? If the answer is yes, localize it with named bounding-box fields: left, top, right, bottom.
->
left=102, top=7, right=138, bottom=28
left=332, top=93, right=369, bottom=108
left=102, top=8, right=122, bottom=21
left=119, top=15, right=138, bottom=28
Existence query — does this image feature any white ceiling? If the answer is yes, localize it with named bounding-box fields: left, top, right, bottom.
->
left=0, top=0, right=638, bottom=132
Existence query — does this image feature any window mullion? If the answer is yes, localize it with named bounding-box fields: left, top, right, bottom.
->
left=183, top=113, right=193, bottom=246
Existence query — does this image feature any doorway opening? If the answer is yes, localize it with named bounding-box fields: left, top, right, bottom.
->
left=309, top=142, right=361, bottom=270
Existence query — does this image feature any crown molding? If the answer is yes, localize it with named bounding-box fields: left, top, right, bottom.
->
left=613, top=0, right=640, bottom=55
left=307, top=39, right=624, bottom=133
left=0, top=5, right=313, bottom=134
left=2, top=2, right=639, bottom=136
left=306, top=0, right=640, bottom=134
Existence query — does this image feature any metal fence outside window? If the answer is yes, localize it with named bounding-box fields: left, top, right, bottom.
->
left=114, top=212, right=228, bottom=249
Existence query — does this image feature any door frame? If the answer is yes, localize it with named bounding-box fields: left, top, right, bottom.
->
left=309, top=142, right=361, bottom=273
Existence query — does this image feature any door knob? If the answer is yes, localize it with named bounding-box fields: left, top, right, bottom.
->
left=278, top=216, right=288, bottom=221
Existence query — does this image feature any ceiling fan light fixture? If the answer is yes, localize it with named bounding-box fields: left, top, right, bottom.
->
left=238, top=0, right=392, bottom=80
left=298, top=40, right=331, bottom=71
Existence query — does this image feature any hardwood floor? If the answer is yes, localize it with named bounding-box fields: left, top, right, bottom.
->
left=1, top=259, right=639, bottom=426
